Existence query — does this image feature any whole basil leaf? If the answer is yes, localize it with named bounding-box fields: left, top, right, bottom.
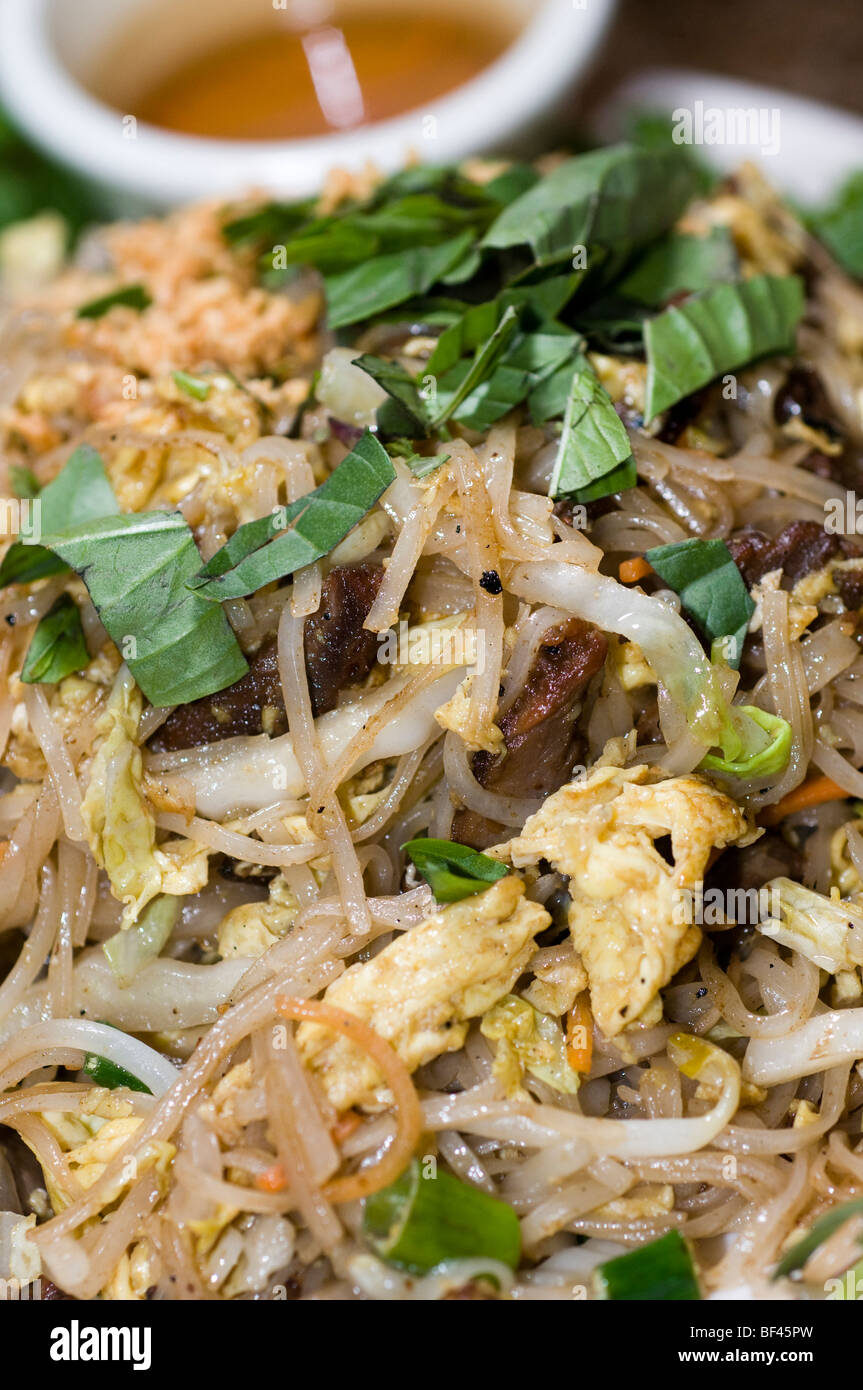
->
left=644, top=273, right=804, bottom=420
left=481, top=144, right=700, bottom=269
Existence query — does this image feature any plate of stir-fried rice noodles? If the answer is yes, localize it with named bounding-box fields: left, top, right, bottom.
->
left=3, top=136, right=863, bottom=1302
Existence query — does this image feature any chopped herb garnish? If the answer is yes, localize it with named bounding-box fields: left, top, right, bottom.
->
left=618, top=227, right=738, bottom=307
left=363, top=1158, right=521, bottom=1274
left=643, top=274, right=804, bottom=420
left=20, top=593, right=88, bottom=684
left=0, top=444, right=117, bottom=589
left=41, top=509, right=249, bottom=707
left=402, top=837, right=509, bottom=902
left=804, top=173, right=863, bottom=281
left=549, top=355, right=636, bottom=504
left=172, top=369, right=212, bottom=401
left=595, top=1230, right=701, bottom=1300
left=190, top=430, right=395, bottom=601
left=481, top=144, right=700, bottom=269
left=76, top=283, right=152, bottom=319
left=773, top=1196, right=863, bottom=1279
left=645, top=537, right=756, bottom=670
left=81, top=1052, right=151, bottom=1094
left=325, top=231, right=476, bottom=330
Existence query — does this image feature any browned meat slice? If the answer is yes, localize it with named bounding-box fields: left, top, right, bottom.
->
left=303, top=562, right=383, bottom=716
left=727, top=520, right=860, bottom=590
left=150, top=564, right=382, bottom=751
left=451, top=618, right=607, bottom=849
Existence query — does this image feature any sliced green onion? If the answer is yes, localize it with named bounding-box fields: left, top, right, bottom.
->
left=363, top=1158, right=521, bottom=1274
left=595, top=1229, right=700, bottom=1300
left=81, top=1052, right=152, bottom=1094
left=774, top=1196, right=863, bottom=1279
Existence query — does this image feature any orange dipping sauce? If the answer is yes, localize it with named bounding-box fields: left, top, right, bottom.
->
left=116, top=10, right=517, bottom=141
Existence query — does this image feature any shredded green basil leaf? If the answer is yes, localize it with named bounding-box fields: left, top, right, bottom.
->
left=76, top=283, right=152, bottom=319
left=618, top=227, right=738, bottom=306
left=549, top=355, right=636, bottom=503
left=646, top=537, right=755, bottom=671
left=804, top=173, right=863, bottom=281
left=0, top=444, right=117, bottom=589
left=644, top=274, right=805, bottom=420
left=402, top=837, right=509, bottom=902
left=190, top=430, right=395, bottom=601
left=41, top=510, right=249, bottom=707
left=481, top=144, right=700, bottom=269
left=325, top=231, right=476, bottom=330
left=20, top=593, right=89, bottom=684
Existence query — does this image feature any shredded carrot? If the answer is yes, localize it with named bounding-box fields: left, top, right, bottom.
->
left=566, top=992, right=593, bottom=1073
left=330, top=1111, right=362, bottom=1145
left=255, top=1163, right=287, bottom=1193
left=759, top=775, right=848, bottom=827
left=275, top=996, right=422, bottom=1204
left=619, top=556, right=652, bottom=584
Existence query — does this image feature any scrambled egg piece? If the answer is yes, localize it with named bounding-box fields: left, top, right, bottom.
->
left=297, top=875, right=549, bottom=1110
left=81, top=667, right=209, bottom=925
left=748, top=570, right=818, bottom=641
left=757, top=877, right=863, bottom=973
left=831, top=821, right=863, bottom=895
left=611, top=636, right=656, bottom=692
left=495, top=764, right=752, bottom=1037
left=522, top=940, right=588, bottom=1016
left=434, top=672, right=504, bottom=754
left=217, top=873, right=300, bottom=959
left=480, top=994, right=580, bottom=1098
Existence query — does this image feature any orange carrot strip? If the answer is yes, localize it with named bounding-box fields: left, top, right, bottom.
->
left=275, top=996, right=422, bottom=1205
left=566, top=993, right=593, bottom=1073
left=759, top=775, right=848, bottom=827
left=256, top=1163, right=287, bottom=1193
left=619, top=556, right=652, bottom=584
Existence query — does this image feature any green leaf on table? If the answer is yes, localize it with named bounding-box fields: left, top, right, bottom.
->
left=0, top=444, right=117, bottom=588
left=76, top=283, right=152, bottom=319
left=20, top=594, right=89, bottom=684
left=402, top=837, right=509, bottom=903
left=646, top=537, right=756, bottom=671
left=190, top=430, right=395, bottom=600
left=549, top=355, right=636, bottom=503
left=41, top=510, right=249, bottom=706
left=643, top=273, right=804, bottom=420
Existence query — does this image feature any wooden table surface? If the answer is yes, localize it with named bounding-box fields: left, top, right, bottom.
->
left=576, top=0, right=863, bottom=119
